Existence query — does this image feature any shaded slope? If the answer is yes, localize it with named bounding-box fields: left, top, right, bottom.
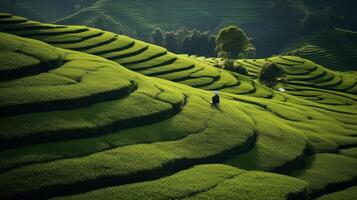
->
left=283, top=28, right=357, bottom=71
left=291, top=154, right=357, bottom=198
left=316, top=185, right=357, bottom=200
left=0, top=0, right=46, bottom=22
left=56, top=0, right=304, bottom=56
left=52, top=164, right=308, bottom=200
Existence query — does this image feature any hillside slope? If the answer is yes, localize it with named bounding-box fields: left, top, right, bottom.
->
left=283, top=28, right=357, bottom=71
left=0, top=0, right=97, bottom=22
left=0, top=0, right=46, bottom=22
left=0, top=13, right=357, bottom=200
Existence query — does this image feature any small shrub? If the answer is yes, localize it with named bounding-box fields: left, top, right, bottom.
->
left=233, top=65, right=248, bottom=75
left=259, top=62, right=284, bottom=88
left=216, top=52, right=248, bottom=75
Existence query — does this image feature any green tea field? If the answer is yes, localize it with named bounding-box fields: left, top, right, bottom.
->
left=284, top=28, right=357, bottom=71
left=0, top=13, right=357, bottom=200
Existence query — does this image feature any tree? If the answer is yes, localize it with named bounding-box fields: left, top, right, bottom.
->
left=164, top=31, right=178, bottom=52
left=217, top=51, right=234, bottom=69
left=239, top=45, right=256, bottom=59
left=150, top=27, right=165, bottom=47
left=198, top=31, right=211, bottom=56
left=175, top=27, right=191, bottom=51
left=207, top=35, right=217, bottom=57
left=216, top=51, right=248, bottom=75
left=259, top=62, right=285, bottom=88
left=215, top=26, right=250, bottom=59
left=233, top=65, right=248, bottom=76
left=182, top=35, right=191, bottom=54
left=151, top=27, right=217, bottom=56
left=189, top=30, right=210, bottom=56
left=217, top=51, right=229, bottom=68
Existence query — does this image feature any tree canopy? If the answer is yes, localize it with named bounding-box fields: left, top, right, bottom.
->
left=215, top=26, right=250, bottom=59
left=150, top=27, right=165, bottom=47
left=259, top=62, right=285, bottom=88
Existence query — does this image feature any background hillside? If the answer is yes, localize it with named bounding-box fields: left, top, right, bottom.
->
left=283, top=28, right=357, bottom=71
left=0, top=0, right=97, bottom=21
left=55, top=0, right=305, bottom=57
left=1, top=0, right=356, bottom=62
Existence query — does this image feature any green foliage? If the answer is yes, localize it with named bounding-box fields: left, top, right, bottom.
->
left=216, top=53, right=248, bottom=76
left=239, top=45, right=256, bottom=59
left=164, top=31, right=178, bottom=52
left=225, top=115, right=308, bottom=171
left=232, top=64, right=249, bottom=76
left=316, top=186, right=357, bottom=200
left=187, top=30, right=215, bottom=56
left=150, top=27, right=165, bottom=47
left=53, top=165, right=307, bottom=200
left=340, top=147, right=357, bottom=159
left=258, top=62, right=285, bottom=88
left=215, top=26, right=250, bottom=59
left=291, top=154, right=357, bottom=195
left=185, top=171, right=308, bottom=200
left=150, top=27, right=216, bottom=57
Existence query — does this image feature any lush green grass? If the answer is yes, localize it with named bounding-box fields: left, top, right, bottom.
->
left=0, top=32, right=63, bottom=79
left=283, top=28, right=357, bottom=71
left=340, top=147, right=357, bottom=159
left=0, top=98, right=256, bottom=198
left=0, top=30, right=255, bottom=199
left=315, top=186, right=357, bottom=200
left=224, top=115, right=308, bottom=171
left=197, top=55, right=357, bottom=106
left=52, top=164, right=308, bottom=200
left=0, top=33, right=144, bottom=119
left=290, top=153, right=357, bottom=197
left=0, top=94, right=212, bottom=171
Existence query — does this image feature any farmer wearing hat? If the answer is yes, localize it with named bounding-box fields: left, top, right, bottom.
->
left=212, top=91, right=220, bottom=107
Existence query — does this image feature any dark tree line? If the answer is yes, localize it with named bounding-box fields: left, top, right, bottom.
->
left=150, top=26, right=256, bottom=60
left=149, top=25, right=256, bottom=76
left=149, top=27, right=217, bottom=57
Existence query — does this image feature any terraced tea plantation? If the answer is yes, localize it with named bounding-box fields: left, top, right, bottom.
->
left=283, top=28, right=357, bottom=71
left=1, top=13, right=357, bottom=200
left=55, top=0, right=304, bottom=57
left=57, top=0, right=272, bottom=34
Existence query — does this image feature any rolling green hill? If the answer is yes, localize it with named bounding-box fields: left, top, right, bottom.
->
left=0, top=13, right=357, bottom=200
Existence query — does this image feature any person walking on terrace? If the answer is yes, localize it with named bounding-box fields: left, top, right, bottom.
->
left=212, top=91, right=220, bottom=107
